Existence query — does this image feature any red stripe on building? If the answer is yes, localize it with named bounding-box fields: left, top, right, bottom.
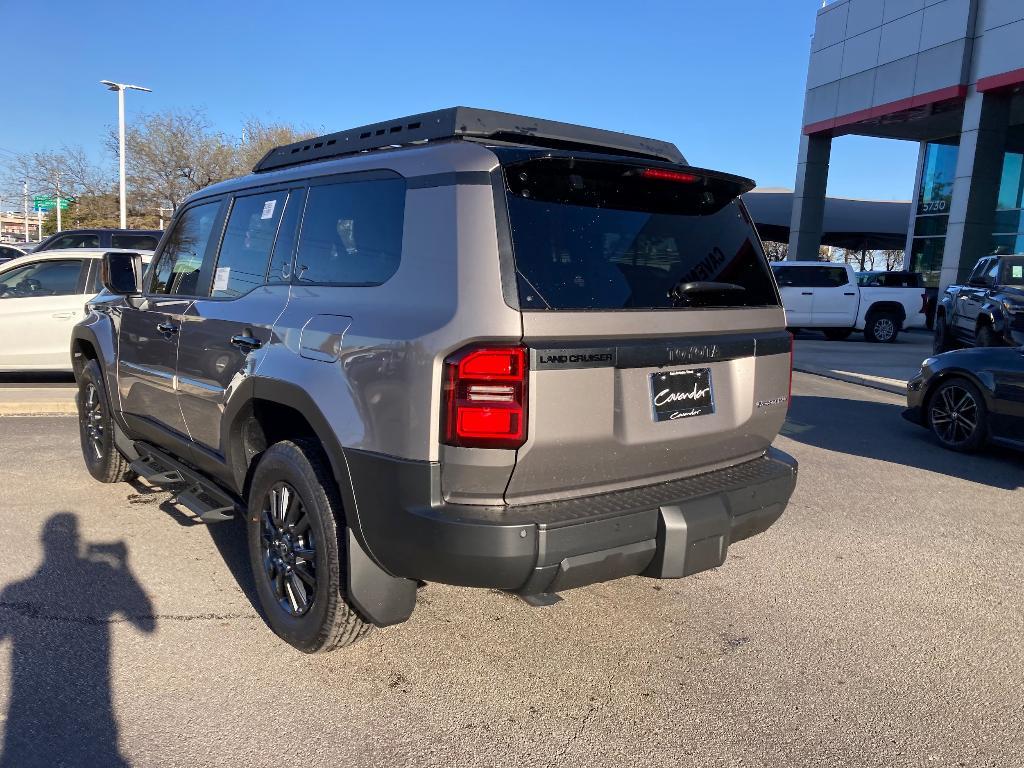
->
left=976, top=68, right=1024, bottom=93
left=803, top=85, right=968, bottom=136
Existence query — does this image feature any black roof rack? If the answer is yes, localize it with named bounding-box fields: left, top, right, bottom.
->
left=252, top=107, right=685, bottom=173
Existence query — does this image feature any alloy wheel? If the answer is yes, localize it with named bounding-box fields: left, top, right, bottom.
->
left=81, top=383, right=105, bottom=460
left=873, top=317, right=896, bottom=342
left=930, top=384, right=979, bottom=446
left=260, top=482, right=317, bottom=617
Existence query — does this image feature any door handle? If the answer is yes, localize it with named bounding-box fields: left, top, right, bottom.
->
left=801, top=292, right=813, bottom=296
left=156, top=321, right=179, bottom=335
left=844, top=292, right=855, bottom=296
left=230, top=334, right=263, bottom=351
left=51, top=311, right=75, bottom=319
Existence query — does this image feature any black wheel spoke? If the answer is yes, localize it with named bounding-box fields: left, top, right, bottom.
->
left=293, top=546, right=315, bottom=563
left=293, top=562, right=316, bottom=586
left=292, top=513, right=310, bottom=535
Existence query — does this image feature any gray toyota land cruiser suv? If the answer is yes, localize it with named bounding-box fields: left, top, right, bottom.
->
left=73, top=108, right=798, bottom=652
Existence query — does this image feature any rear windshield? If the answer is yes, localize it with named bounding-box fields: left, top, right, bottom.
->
left=502, top=158, right=779, bottom=310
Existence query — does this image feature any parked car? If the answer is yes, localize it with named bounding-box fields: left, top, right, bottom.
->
left=904, top=347, right=1024, bottom=452
left=72, top=107, right=799, bottom=653
left=856, top=270, right=924, bottom=288
left=0, top=243, right=29, bottom=264
left=771, top=261, right=927, bottom=342
left=34, top=228, right=163, bottom=253
left=933, top=254, right=1024, bottom=352
left=0, top=248, right=152, bottom=371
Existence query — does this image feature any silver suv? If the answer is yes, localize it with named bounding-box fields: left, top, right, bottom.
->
left=72, top=108, right=798, bottom=652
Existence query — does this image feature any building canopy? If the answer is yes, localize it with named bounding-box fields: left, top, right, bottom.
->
left=743, top=190, right=911, bottom=251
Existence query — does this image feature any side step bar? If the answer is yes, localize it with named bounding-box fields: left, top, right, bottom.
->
left=130, top=443, right=238, bottom=523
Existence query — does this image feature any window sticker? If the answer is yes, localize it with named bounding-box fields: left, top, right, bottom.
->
left=213, top=267, right=230, bottom=292
left=1013, top=265, right=1023, bottom=279
left=261, top=199, right=276, bottom=220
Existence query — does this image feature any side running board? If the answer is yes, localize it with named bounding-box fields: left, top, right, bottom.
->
left=130, top=443, right=237, bottom=523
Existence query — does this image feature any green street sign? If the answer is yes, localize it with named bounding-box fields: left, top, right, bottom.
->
left=32, top=195, right=72, bottom=212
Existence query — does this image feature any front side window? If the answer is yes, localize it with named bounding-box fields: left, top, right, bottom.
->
left=210, top=191, right=287, bottom=298
left=293, top=179, right=406, bottom=285
left=503, top=158, right=778, bottom=310
left=0, top=259, right=83, bottom=298
left=816, top=266, right=850, bottom=287
left=150, top=202, right=221, bottom=295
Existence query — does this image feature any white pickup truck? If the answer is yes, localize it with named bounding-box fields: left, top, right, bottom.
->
left=771, top=262, right=927, bottom=343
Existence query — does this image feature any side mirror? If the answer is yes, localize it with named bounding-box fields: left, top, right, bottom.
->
left=101, top=251, right=143, bottom=295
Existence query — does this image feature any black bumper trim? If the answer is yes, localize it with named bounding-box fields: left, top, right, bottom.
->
left=347, top=447, right=798, bottom=592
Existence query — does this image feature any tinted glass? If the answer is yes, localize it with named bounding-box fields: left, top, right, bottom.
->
left=48, top=233, right=100, bottom=249
left=150, top=202, right=221, bottom=295
left=0, top=259, right=83, bottom=298
left=1002, top=257, right=1024, bottom=286
left=267, top=189, right=306, bottom=284
left=211, top=191, right=287, bottom=298
left=918, top=141, right=958, bottom=215
left=294, top=179, right=405, bottom=285
left=111, top=234, right=159, bottom=250
left=504, top=159, right=777, bottom=310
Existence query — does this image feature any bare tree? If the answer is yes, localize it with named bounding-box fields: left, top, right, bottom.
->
left=762, top=240, right=788, bottom=261
left=883, top=249, right=904, bottom=270
left=3, top=146, right=111, bottom=208
left=117, top=109, right=236, bottom=213
left=235, top=118, right=316, bottom=175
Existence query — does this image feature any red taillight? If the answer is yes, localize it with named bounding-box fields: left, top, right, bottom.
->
left=640, top=168, right=701, bottom=184
left=443, top=345, right=527, bottom=449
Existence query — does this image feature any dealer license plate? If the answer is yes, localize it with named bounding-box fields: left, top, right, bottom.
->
left=649, top=368, right=715, bottom=422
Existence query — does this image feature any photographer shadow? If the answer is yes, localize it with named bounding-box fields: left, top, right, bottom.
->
left=0, top=513, right=155, bottom=768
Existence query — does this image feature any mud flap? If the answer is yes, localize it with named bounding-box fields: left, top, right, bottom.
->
left=346, top=528, right=417, bottom=627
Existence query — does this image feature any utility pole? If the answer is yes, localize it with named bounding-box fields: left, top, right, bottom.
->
left=55, top=172, right=62, bottom=233
left=37, top=209, right=42, bottom=240
left=22, top=181, right=29, bottom=243
left=100, top=80, right=151, bottom=229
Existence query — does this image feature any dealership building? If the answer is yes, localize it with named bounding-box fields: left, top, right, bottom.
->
left=790, top=0, right=1024, bottom=291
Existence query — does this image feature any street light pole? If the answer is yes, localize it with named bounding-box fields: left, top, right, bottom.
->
left=100, top=80, right=152, bottom=229
left=22, top=181, right=29, bottom=243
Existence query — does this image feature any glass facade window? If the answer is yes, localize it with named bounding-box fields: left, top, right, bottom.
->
left=918, top=141, right=958, bottom=215
left=992, top=125, right=1024, bottom=257
left=910, top=139, right=959, bottom=287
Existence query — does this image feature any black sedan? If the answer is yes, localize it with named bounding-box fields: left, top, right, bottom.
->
left=904, top=347, right=1024, bottom=451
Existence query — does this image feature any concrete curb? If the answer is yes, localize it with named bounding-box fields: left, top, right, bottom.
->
left=0, top=402, right=77, bottom=416
left=793, top=366, right=907, bottom=396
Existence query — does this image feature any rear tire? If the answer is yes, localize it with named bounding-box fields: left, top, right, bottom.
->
left=927, top=378, right=988, bottom=452
left=976, top=324, right=1001, bottom=348
left=247, top=439, right=371, bottom=653
left=76, top=359, right=132, bottom=483
left=864, top=312, right=900, bottom=343
left=822, top=328, right=853, bottom=341
left=933, top=315, right=958, bottom=353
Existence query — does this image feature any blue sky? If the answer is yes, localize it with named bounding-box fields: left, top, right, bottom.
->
left=0, top=0, right=919, bottom=201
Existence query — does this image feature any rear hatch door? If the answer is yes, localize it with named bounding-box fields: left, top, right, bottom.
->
left=498, top=156, right=792, bottom=503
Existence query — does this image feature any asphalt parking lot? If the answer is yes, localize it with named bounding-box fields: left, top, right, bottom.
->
left=1, top=372, right=1022, bottom=767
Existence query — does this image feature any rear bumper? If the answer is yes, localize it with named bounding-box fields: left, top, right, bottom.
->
left=348, top=447, right=798, bottom=595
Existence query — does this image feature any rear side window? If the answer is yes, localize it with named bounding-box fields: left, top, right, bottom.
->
left=47, top=233, right=100, bottom=250
left=502, top=159, right=778, bottom=310
left=294, top=179, right=405, bottom=286
left=210, top=191, right=287, bottom=298
left=150, top=202, right=222, bottom=295
left=1002, top=257, right=1024, bottom=286
left=773, top=266, right=848, bottom=288
left=111, top=234, right=159, bottom=250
